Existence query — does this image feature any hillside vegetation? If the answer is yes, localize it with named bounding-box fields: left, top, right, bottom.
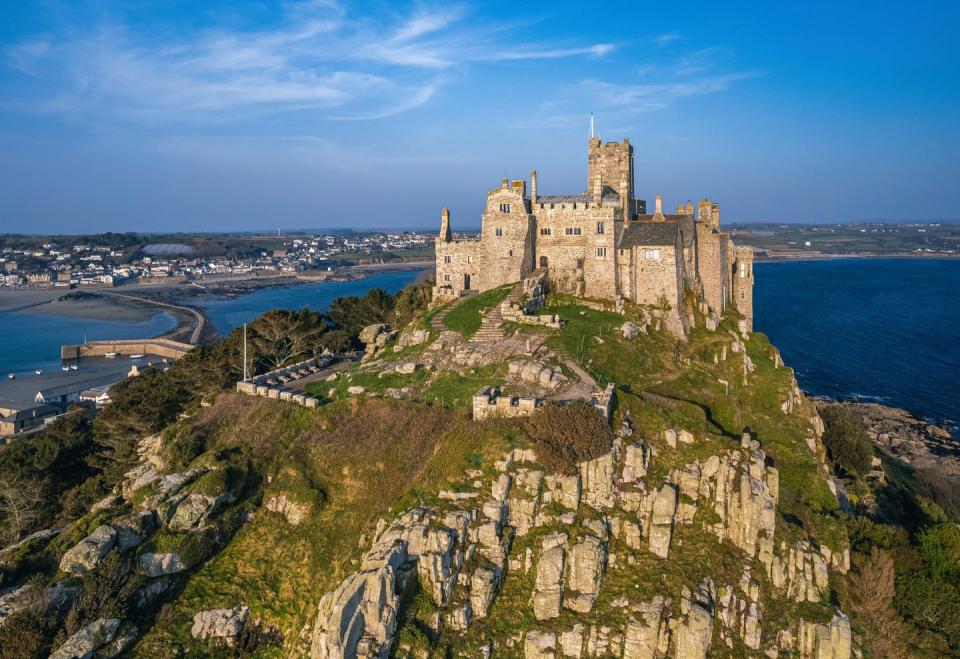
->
left=0, top=280, right=956, bottom=658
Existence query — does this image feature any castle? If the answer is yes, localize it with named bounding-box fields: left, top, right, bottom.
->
left=434, top=135, right=754, bottom=336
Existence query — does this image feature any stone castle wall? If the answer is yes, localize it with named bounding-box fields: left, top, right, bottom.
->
left=433, top=138, right=753, bottom=333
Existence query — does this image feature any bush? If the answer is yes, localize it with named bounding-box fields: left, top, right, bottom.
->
left=523, top=401, right=613, bottom=475
left=918, top=523, right=960, bottom=581
left=820, top=405, right=873, bottom=476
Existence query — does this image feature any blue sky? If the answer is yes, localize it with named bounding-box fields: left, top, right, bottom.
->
left=1, top=0, right=958, bottom=233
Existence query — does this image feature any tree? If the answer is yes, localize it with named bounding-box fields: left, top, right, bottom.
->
left=523, top=401, right=613, bottom=475
left=249, top=309, right=328, bottom=370
left=849, top=547, right=908, bottom=657
left=0, top=477, right=43, bottom=546
left=820, top=405, right=873, bottom=476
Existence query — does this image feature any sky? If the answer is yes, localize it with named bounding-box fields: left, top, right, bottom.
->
left=0, top=1, right=958, bottom=233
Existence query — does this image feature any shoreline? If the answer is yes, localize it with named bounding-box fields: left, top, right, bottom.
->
left=0, top=261, right=433, bottom=360
left=754, top=253, right=959, bottom=263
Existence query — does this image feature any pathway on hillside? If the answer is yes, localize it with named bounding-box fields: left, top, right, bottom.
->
left=549, top=344, right=600, bottom=403
left=429, top=294, right=469, bottom=333
left=470, top=283, right=523, bottom=344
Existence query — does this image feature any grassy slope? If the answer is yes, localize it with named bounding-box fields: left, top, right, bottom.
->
left=442, top=284, right=513, bottom=337
left=130, top=297, right=845, bottom=656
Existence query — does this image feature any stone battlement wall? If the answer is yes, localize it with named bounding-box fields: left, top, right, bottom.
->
left=235, top=357, right=332, bottom=408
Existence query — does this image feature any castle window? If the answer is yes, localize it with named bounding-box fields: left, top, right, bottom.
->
left=508, top=250, right=513, bottom=256
left=499, top=203, right=511, bottom=213
left=596, top=247, right=607, bottom=258
left=540, top=227, right=552, bottom=236
left=444, top=274, right=451, bottom=281
left=740, top=262, right=747, bottom=278
left=597, top=222, right=605, bottom=234
left=564, top=227, right=582, bottom=236
left=444, top=255, right=452, bottom=264
left=467, top=256, right=473, bottom=264
left=576, top=258, right=585, bottom=269
left=495, top=227, right=503, bottom=237
left=643, top=249, right=661, bottom=260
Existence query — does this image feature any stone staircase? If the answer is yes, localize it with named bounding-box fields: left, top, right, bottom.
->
left=470, top=284, right=523, bottom=344
left=430, top=293, right=471, bottom=333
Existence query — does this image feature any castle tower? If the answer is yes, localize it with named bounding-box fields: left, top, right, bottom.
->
left=439, top=208, right=452, bottom=242
left=587, top=137, right=634, bottom=202
left=733, top=246, right=754, bottom=331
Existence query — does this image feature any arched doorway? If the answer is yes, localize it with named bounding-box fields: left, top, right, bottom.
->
left=539, top=255, right=549, bottom=269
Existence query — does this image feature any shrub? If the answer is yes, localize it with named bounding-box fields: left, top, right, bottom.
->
left=523, top=401, right=613, bottom=475
left=918, top=523, right=960, bottom=581
left=820, top=405, right=873, bottom=476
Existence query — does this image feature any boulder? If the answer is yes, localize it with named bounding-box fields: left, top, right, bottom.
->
left=138, top=552, right=187, bottom=577
left=622, top=443, right=650, bottom=482
left=49, top=617, right=121, bottom=659
left=579, top=452, right=615, bottom=510
left=167, top=493, right=219, bottom=531
left=531, top=533, right=566, bottom=620
left=191, top=605, right=249, bottom=647
left=648, top=485, right=677, bottom=558
left=470, top=567, right=499, bottom=618
left=559, top=624, right=584, bottom=658
left=347, top=385, right=366, bottom=395
left=620, top=322, right=640, bottom=340
left=265, top=494, right=312, bottom=525
left=564, top=536, right=606, bottom=613
left=673, top=604, right=714, bottom=659
left=525, top=630, right=557, bottom=659
left=623, top=597, right=668, bottom=659
left=59, top=525, right=117, bottom=576
left=112, top=511, right=158, bottom=551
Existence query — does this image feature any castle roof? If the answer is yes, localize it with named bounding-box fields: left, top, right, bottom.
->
left=619, top=221, right=681, bottom=247
left=535, top=190, right=622, bottom=205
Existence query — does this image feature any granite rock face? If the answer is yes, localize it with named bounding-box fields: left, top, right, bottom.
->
left=59, top=525, right=117, bottom=576
left=191, top=606, right=249, bottom=646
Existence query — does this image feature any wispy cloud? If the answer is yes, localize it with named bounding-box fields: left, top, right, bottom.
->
left=654, top=32, right=682, bottom=46
left=525, top=45, right=760, bottom=130
left=1, top=2, right=615, bottom=124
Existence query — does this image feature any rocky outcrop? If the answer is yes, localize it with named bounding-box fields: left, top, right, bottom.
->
left=579, top=452, right=615, bottom=510
left=191, top=605, right=249, bottom=647
left=138, top=552, right=187, bottom=577
left=778, top=612, right=852, bottom=658
left=360, top=324, right=398, bottom=359
left=531, top=533, right=566, bottom=620
left=648, top=485, right=677, bottom=558
left=525, top=630, right=557, bottom=658
left=49, top=617, right=136, bottom=659
left=112, top=511, right=158, bottom=551
left=59, top=525, right=117, bottom=576
left=564, top=535, right=606, bottom=613
left=265, top=494, right=312, bottom=525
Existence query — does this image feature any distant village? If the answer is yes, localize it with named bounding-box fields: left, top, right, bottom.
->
left=0, top=231, right=434, bottom=289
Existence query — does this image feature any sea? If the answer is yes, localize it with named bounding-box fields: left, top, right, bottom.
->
left=754, top=258, right=959, bottom=427
left=0, top=261, right=956, bottom=426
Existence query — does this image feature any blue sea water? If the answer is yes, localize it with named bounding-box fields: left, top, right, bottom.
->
left=0, top=311, right=178, bottom=376
left=754, top=258, right=959, bottom=425
left=198, top=270, right=424, bottom=335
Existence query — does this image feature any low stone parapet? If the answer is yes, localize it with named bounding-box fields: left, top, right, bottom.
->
left=473, top=386, right=543, bottom=421
left=234, top=356, right=331, bottom=408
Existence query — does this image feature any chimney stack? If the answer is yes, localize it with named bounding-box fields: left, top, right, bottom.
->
left=440, top=208, right=452, bottom=242
left=531, top=170, right=538, bottom=205
left=655, top=194, right=663, bottom=215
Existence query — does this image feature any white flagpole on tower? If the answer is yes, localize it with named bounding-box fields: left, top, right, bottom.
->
left=243, top=322, right=248, bottom=381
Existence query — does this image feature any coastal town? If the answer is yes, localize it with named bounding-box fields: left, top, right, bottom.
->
left=0, top=230, right=434, bottom=289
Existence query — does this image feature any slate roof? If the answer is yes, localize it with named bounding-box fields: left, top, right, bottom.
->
left=619, top=221, right=681, bottom=248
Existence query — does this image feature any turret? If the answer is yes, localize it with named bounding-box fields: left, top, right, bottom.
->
left=440, top=208, right=451, bottom=242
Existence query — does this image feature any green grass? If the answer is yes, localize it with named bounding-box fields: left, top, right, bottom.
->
left=442, top=284, right=513, bottom=337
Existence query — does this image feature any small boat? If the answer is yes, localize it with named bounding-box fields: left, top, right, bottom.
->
left=130, top=354, right=144, bottom=360
left=7, top=373, right=14, bottom=380
left=35, top=369, right=43, bottom=376
left=62, top=366, right=70, bottom=372
left=70, top=364, right=78, bottom=371
left=105, top=352, right=118, bottom=358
